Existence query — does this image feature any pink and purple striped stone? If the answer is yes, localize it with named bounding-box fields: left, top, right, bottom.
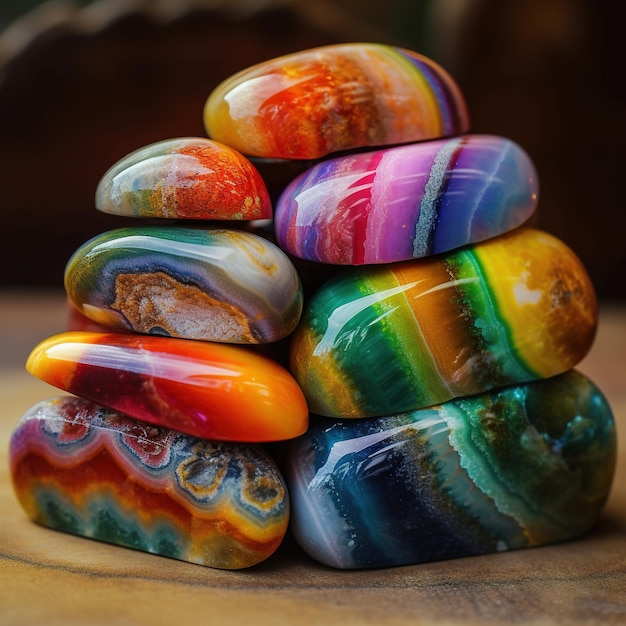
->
left=274, top=134, right=538, bottom=265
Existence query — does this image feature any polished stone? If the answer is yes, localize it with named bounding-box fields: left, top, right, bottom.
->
left=26, top=331, right=309, bottom=442
left=64, top=226, right=303, bottom=344
left=274, top=135, right=538, bottom=264
left=96, top=137, right=271, bottom=220
left=10, top=396, right=290, bottom=570
left=287, top=371, right=616, bottom=569
left=290, top=228, right=597, bottom=418
left=204, top=43, right=469, bottom=159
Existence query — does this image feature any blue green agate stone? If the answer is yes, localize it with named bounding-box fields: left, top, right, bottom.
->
left=286, top=371, right=616, bottom=569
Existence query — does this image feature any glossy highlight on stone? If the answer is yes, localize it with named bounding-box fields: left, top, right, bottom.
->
left=287, top=371, right=616, bottom=569
left=275, top=135, right=538, bottom=264
left=96, top=137, right=271, bottom=220
left=64, top=226, right=303, bottom=343
left=204, top=43, right=469, bottom=159
left=26, top=332, right=309, bottom=442
left=10, top=396, right=290, bottom=570
left=290, top=228, right=597, bottom=418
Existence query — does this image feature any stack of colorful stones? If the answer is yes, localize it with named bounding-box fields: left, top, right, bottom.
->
left=10, top=43, right=617, bottom=571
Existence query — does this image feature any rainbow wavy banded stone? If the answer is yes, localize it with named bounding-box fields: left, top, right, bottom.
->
left=286, top=371, right=616, bottom=569
left=26, top=332, right=309, bottom=442
left=64, top=226, right=303, bottom=343
left=291, top=228, right=597, bottom=418
left=275, top=134, right=538, bottom=264
left=10, top=396, right=289, bottom=569
left=204, top=43, right=469, bottom=159
left=95, top=137, right=271, bottom=220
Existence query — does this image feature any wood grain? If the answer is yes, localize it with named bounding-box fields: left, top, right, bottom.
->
left=1, top=291, right=625, bottom=625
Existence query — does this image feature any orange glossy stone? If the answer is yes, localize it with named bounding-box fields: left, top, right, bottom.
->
left=204, top=43, right=469, bottom=159
left=26, top=332, right=309, bottom=442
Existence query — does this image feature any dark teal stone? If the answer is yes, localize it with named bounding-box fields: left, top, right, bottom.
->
left=286, top=371, right=616, bottom=569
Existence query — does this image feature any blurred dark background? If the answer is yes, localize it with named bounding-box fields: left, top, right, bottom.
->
left=0, top=0, right=624, bottom=300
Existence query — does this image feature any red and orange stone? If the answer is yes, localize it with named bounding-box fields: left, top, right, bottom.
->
left=204, top=43, right=470, bottom=159
left=95, top=137, right=272, bottom=220
left=26, top=331, right=309, bottom=442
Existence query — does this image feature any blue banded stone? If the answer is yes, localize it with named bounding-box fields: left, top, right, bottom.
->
left=286, top=371, right=616, bottom=569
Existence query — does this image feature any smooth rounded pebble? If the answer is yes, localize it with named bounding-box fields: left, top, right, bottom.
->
left=10, top=396, right=290, bottom=569
left=290, top=228, right=597, bottom=418
left=26, top=331, right=309, bottom=443
left=96, top=137, right=272, bottom=220
left=274, top=135, right=538, bottom=264
left=64, top=226, right=303, bottom=344
left=287, top=371, right=616, bottom=569
left=204, top=43, right=469, bottom=159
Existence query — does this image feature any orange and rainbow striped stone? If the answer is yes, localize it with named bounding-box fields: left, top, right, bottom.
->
left=290, top=228, right=598, bottom=418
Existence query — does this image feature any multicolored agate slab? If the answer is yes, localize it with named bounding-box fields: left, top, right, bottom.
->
left=287, top=371, right=616, bottom=569
left=204, top=43, right=469, bottom=159
left=65, top=227, right=303, bottom=343
left=26, top=332, right=309, bottom=442
left=95, top=138, right=271, bottom=220
left=291, top=228, right=597, bottom=418
left=10, top=396, right=289, bottom=570
left=274, top=135, right=538, bottom=264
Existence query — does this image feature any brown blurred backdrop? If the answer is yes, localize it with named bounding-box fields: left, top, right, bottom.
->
left=0, top=0, right=624, bottom=299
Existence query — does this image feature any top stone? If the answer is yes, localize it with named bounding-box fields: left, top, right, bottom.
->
left=204, top=43, right=469, bottom=160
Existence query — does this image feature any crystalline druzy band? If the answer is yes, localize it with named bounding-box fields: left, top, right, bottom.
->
left=274, top=134, right=539, bottom=264
left=286, top=371, right=616, bottom=569
left=26, top=332, right=309, bottom=442
left=290, top=228, right=597, bottom=418
left=10, top=396, right=290, bottom=570
left=204, top=43, right=469, bottom=159
left=95, top=137, right=272, bottom=221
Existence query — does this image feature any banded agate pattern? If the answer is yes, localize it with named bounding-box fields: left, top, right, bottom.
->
left=11, top=42, right=614, bottom=572
left=290, top=228, right=597, bottom=418
left=287, top=371, right=616, bottom=569
left=10, top=397, right=289, bottom=570
left=274, top=135, right=538, bottom=264
left=64, top=227, right=303, bottom=344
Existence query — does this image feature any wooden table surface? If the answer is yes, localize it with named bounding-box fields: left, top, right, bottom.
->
left=1, top=290, right=625, bottom=625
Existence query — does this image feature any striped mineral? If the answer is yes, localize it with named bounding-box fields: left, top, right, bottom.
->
left=64, top=227, right=303, bottom=344
left=10, top=396, right=290, bottom=569
left=290, top=228, right=597, bottom=418
left=287, top=371, right=616, bottom=569
left=274, top=135, right=538, bottom=264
